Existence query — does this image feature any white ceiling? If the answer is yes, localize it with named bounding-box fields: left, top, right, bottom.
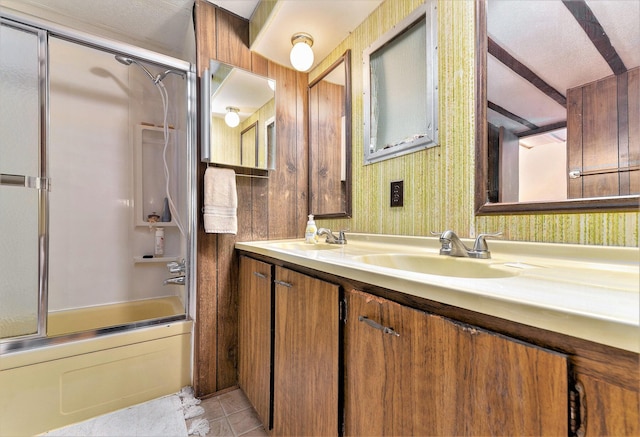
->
left=207, top=0, right=382, bottom=71
left=206, top=0, right=259, bottom=20
left=249, top=0, right=383, bottom=71
left=487, top=0, right=640, bottom=139
left=2, top=0, right=382, bottom=72
left=0, top=0, right=196, bottom=60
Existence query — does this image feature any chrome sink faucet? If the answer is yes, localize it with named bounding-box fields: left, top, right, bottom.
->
left=437, top=230, right=501, bottom=259
left=317, top=228, right=347, bottom=244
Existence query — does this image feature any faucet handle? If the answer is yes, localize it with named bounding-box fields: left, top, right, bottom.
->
left=473, top=232, right=502, bottom=252
left=337, top=230, right=348, bottom=243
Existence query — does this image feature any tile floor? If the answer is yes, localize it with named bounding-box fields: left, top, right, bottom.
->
left=189, top=388, right=268, bottom=437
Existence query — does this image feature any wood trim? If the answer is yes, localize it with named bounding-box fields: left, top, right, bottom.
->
left=488, top=37, right=566, bottom=108
left=476, top=196, right=640, bottom=215
left=194, top=0, right=217, bottom=77
left=474, top=0, right=489, bottom=213
left=618, top=72, right=631, bottom=194
left=562, top=0, right=627, bottom=75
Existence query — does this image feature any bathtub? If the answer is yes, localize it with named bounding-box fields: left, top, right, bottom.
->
left=0, top=297, right=192, bottom=436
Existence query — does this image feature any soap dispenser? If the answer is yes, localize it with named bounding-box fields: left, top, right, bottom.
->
left=305, top=214, right=317, bottom=244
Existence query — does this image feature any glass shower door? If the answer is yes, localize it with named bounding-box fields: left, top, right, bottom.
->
left=0, top=20, right=47, bottom=339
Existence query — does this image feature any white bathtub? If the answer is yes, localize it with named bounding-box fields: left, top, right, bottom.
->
left=0, top=298, right=192, bottom=436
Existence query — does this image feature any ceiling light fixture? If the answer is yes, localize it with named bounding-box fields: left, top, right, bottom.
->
left=224, top=106, right=240, bottom=128
left=290, top=33, right=314, bottom=72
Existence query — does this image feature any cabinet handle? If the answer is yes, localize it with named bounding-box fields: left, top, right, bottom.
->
left=358, top=316, right=400, bottom=336
left=253, top=271, right=267, bottom=279
left=274, top=280, right=292, bottom=288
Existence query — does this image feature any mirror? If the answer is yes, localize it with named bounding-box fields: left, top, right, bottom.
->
left=476, top=0, right=639, bottom=214
left=201, top=60, right=276, bottom=170
left=308, top=50, right=352, bottom=218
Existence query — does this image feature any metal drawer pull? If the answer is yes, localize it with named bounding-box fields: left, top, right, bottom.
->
left=358, top=316, right=400, bottom=336
left=274, top=280, right=292, bottom=288
left=253, top=271, right=267, bottom=279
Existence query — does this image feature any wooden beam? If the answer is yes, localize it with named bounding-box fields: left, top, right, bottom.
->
left=562, top=0, right=627, bottom=76
left=488, top=37, right=567, bottom=108
left=516, top=121, right=567, bottom=138
left=488, top=101, right=538, bottom=130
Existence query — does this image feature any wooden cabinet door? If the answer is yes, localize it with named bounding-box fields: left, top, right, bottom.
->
left=578, top=372, right=640, bottom=436
left=238, top=256, right=273, bottom=428
left=344, top=289, right=438, bottom=435
left=273, top=266, right=339, bottom=436
left=434, top=315, right=568, bottom=435
left=345, top=289, right=569, bottom=436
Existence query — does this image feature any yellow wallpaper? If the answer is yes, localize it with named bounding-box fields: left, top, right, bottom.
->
left=310, top=0, right=638, bottom=247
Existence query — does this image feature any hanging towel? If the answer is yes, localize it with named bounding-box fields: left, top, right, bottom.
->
left=203, top=167, right=237, bottom=234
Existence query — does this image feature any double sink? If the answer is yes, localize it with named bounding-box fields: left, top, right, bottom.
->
left=270, top=240, right=517, bottom=278
left=236, top=233, right=639, bottom=353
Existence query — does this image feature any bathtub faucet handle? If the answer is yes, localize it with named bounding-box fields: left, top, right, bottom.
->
left=167, top=259, right=185, bottom=274
left=163, top=276, right=185, bottom=285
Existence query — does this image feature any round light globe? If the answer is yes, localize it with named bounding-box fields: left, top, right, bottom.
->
left=290, top=41, right=314, bottom=72
left=225, top=110, right=240, bottom=128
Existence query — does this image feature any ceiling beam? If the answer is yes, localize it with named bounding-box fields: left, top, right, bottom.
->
left=516, top=121, right=567, bottom=138
left=488, top=37, right=567, bottom=108
left=487, top=101, right=538, bottom=130
left=562, top=0, right=627, bottom=76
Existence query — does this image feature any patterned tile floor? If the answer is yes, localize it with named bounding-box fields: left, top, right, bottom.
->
left=189, top=388, right=268, bottom=437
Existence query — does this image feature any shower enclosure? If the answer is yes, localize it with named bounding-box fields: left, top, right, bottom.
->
left=0, top=13, right=197, bottom=349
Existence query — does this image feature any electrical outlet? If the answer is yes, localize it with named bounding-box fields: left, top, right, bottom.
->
left=390, top=180, right=404, bottom=207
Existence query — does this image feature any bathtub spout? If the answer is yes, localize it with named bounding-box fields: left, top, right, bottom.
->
left=164, top=276, right=185, bottom=285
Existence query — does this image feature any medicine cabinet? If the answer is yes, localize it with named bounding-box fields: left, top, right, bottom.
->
left=201, top=60, right=276, bottom=170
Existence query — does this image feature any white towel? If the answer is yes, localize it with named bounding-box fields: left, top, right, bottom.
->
left=203, top=167, right=237, bottom=234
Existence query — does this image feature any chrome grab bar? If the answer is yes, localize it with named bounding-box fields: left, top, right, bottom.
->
left=0, top=173, right=49, bottom=190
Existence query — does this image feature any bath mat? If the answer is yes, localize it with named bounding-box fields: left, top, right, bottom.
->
left=40, top=387, right=209, bottom=436
left=179, top=386, right=210, bottom=436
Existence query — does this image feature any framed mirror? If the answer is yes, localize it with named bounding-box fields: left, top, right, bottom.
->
left=308, top=50, right=352, bottom=218
left=475, top=0, right=639, bottom=214
left=201, top=60, right=276, bottom=170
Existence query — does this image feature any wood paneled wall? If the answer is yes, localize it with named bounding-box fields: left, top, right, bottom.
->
left=194, top=0, right=308, bottom=397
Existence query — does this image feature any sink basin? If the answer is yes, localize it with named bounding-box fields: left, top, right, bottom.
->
left=352, top=254, right=518, bottom=279
left=271, top=242, right=341, bottom=251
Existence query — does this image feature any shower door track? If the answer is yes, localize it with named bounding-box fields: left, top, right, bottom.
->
left=0, top=314, right=188, bottom=355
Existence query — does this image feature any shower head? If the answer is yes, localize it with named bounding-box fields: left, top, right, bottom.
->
left=155, top=69, right=186, bottom=83
left=114, top=55, right=156, bottom=82
left=114, top=55, right=133, bottom=66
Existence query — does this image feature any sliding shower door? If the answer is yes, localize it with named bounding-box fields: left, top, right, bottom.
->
left=0, top=20, right=47, bottom=339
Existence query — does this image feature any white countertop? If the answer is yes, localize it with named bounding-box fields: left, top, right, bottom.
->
left=236, top=233, right=639, bottom=353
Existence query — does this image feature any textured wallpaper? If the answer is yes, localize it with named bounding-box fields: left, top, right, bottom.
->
left=310, top=0, right=638, bottom=247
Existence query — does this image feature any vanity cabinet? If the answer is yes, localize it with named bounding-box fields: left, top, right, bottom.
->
left=238, top=256, right=273, bottom=428
left=237, top=253, right=639, bottom=436
left=344, top=289, right=568, bottom=436
left=238, top=256, right=340, bottom=436
left=273, top=266, right=340, bottom=436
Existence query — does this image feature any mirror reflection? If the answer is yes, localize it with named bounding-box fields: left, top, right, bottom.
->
left=206, top=60, right=275, bottom=170
left=309, top=50, right=352, bottom=218
left=480, top=0, right=639, bottom=211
